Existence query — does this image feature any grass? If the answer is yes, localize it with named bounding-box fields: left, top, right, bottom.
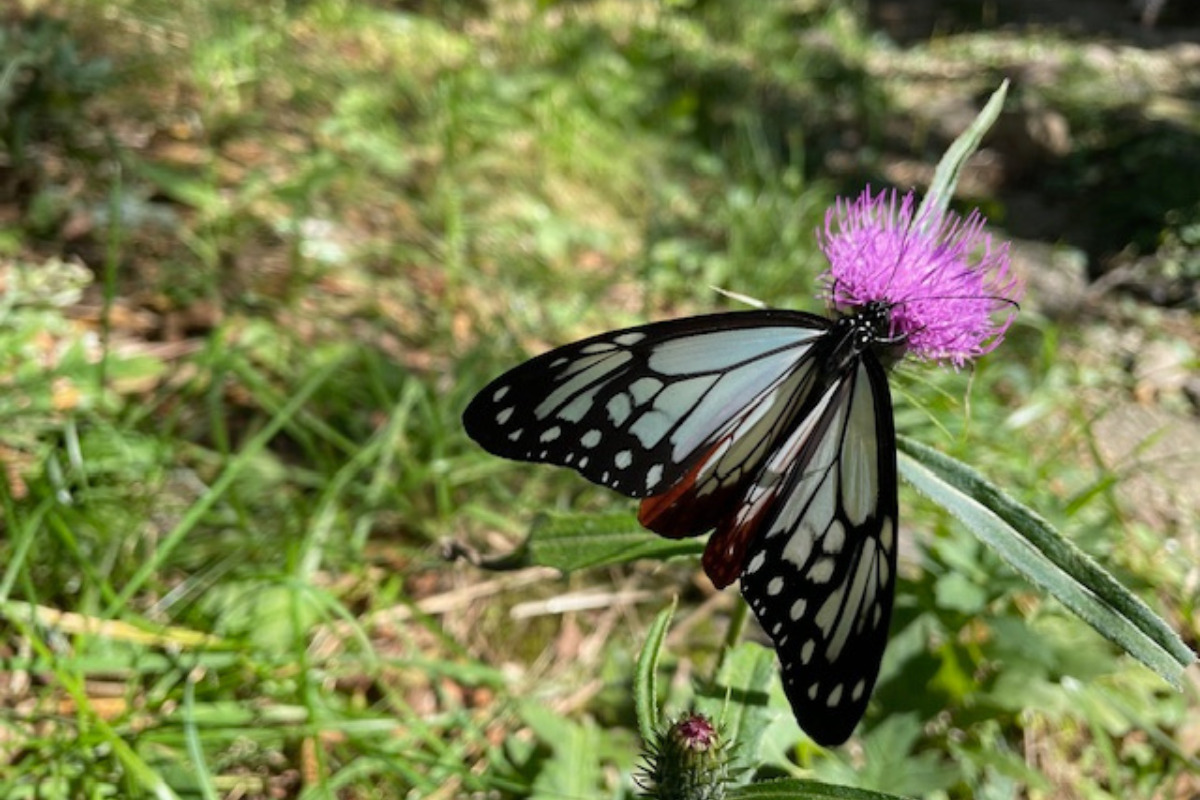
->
left=1, top=1, right=1197, bottom=798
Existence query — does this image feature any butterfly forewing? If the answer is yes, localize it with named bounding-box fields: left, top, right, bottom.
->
left=737, top=354, right=898, bottom=746
left=463, top=311, right=830, bottom=499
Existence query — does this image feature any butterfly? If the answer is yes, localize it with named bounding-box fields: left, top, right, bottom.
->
left=463, top=301, right=904, bottom=746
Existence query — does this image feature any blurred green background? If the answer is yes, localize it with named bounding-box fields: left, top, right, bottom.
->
left=0, top=1, right=1197, bottom=797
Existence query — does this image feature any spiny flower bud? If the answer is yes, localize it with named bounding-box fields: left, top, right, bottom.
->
left=635, top=713, right=731, bottom=800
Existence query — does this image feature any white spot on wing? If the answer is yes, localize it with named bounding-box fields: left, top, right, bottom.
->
left=540, top=426, right=561, bottom=443
left=614, top=332, right=645, bottom=346
left=581, top=429, right=601, bottom=448
left=615, top=450, right=633, bottom=469
left=823, top=520, right=845, bottom=554
left=767, top=576, right=784, bottom=596
left=781, top=518, right=816, bottom=568
left=801, top=639, right=816, bottom=664
left=746, top=552, right=766, bottom=574
left=629, top=409, right=671, bottom=448
left=496, top=407, right=514, bottom=425
left=807, top=557, right=835, bottom=584
left=827, top=683, right=843, bottom=707
left=607, top=393, right=632, bottom=425
left=852, top=679, right=865, bottom=701
left=646, top=463, right=663, bottom=489
left=815, top=585, right=844, bottom=637
left=558, top=387, right=599, bottom=423
left=880, top=517, right=894, bottom=552
left=492, top=385, right=509, bottom=402
left=789, top=598, right=807, bottom=621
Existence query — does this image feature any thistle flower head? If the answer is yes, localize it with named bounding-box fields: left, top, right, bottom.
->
left=818, top=187, right=1022, bottom=366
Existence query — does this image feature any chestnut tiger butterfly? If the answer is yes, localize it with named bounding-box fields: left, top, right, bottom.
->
left=464, top=302, right=903, bottom=746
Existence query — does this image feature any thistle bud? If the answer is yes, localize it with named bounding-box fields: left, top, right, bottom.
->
left=635, top=713, right=730, bottom=800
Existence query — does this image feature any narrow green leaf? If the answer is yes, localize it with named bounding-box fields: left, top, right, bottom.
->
left=897, top=435, right=1195, bottom=687
left=524, top=511, right=704, bottom=572
left=918, top=80, right=1009, bottom=223
left=730, top=777, right=914, bottom=800
left=636, top=599, right=677, bottom=743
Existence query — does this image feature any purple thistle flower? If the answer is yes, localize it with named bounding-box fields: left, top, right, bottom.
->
left=817, top=187, right=1022, bottom=367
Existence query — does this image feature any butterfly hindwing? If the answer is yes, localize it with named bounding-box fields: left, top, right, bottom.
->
left=463, top=311, right=831, bottom=500
left=737, top=353, right=898, bottom=746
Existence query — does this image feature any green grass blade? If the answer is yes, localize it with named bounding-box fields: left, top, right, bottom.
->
left=182, top=676, right=221, bottom=800
left=107, top=353, right=348, bottom=613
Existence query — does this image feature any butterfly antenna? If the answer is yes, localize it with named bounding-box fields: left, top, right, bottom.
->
left=711, top=285, right=768, bottom=309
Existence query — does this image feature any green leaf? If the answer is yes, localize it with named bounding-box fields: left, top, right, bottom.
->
left=696, top=642, right=779, bottom=781
left=107, top=353, right=348, bottom=613
left=729, top=777, right=914, bottom=800
left=934, top=572, right=988, bottom=614
left=897, top=435, right=1196, bottom=688
left=518, top=701, right=602, bottom=800
left=636, top=599, right=677, bottom=743
left=523, top=511, right=704, bottom=572
left=816, top=714, right=958, bottom=795
left=918, top=80, right=1009, bottom=223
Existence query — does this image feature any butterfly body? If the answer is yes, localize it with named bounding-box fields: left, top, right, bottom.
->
left=464, top=304, right=902, bottom=745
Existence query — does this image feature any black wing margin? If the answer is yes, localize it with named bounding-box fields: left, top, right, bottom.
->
left=737, top=353, right=898, bottom=746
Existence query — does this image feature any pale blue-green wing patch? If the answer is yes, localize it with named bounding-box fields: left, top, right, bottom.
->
left=737, top=354, right=898, bottom=746
left=638, top=344, right=828, bottom=548
left=463, top=310, right=830, bottom=499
